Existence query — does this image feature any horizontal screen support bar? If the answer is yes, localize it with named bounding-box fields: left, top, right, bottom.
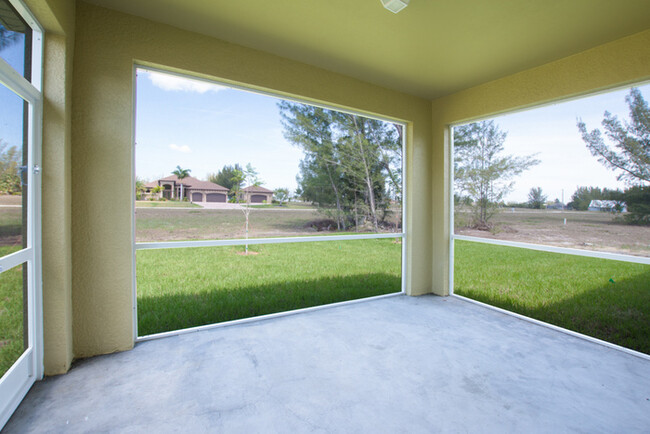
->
left=136, top=232, right=405, bottom=251
left=453, top=234, right=650, bottom=265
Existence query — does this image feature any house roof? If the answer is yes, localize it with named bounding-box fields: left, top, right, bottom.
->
left=158, top=175, right=228, bottom=191
left=84, top=0, right=650, bottom=99
left=242, top=185, right=273, bottom=193
left=143, top=181, right=158, bottom=188
left=588, top=200, right=625, bottom=208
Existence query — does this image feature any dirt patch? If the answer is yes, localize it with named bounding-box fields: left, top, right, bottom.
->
left=235, top=251, right=259, bottom=256
left=0, top=195, right=21, bottom=206
left=456, top=209, right=650, bottom=257
left=0, top=235, right=22, bottom=247
left=305, top=219, right=338, bottom=232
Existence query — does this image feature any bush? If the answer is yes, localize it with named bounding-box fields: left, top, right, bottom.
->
left=623, top=186, right=650, bottom=225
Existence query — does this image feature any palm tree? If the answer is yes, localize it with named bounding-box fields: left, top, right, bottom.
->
left=172, top=165, right=191, bottom=200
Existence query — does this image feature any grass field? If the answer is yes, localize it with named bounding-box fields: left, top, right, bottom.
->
left=456, top=208, right=650, bottom=257
left=136, top=239, right=402, bottom=336
left=0, top=207, right=22, bottom=247
left=1, top=201, right=648, bottom=376
left=135, top=200, right=200, bottom=208
left=0, top=246, right=25, bottom=378
left=454, top=240, right=650, bottom=354
left=135, top=207, right=326, bottom=242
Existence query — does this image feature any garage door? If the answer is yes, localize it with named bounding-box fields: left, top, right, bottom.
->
left=251, top=194, right=266, bottom=203
left=206, top=193, right=227, bottom=202
left=191, top=192, right=203, bottom=202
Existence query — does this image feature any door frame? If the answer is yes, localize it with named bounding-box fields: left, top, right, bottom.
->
left=0, top=0, right=43, bottom=427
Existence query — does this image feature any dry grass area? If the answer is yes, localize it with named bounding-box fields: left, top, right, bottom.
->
left=136, top=207, right=326, bottom=242
left=135, top=207, right=400, bottom=242
left=0, top=195, right=21, bottom=206
left=0, top=197, right=22, bottom=247
left=456, top=209, right=650, bottom=257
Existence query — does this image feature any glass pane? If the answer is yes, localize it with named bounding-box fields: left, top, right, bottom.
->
left=0, top=82, right=27, bottom=249
left=135, top=68, right=403, bottom=243
left=0, top=262, right=26, bottom=378
left=452, top=84, right=650, bottom=258
left=136, top=238, right=402, bottom=336
left=454, top=239, right=650, bottom=355
left=0, top=0, right=31, bottom=80
left=136, top=207, right=401, bottom=243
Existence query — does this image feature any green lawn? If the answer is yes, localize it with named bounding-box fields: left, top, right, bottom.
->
left=0, top=246, right=25, bottom=378
left=136, top=239, right=402, bottom=336
left=3, top=237, right=647, bottom=378
left=0, top=208, right=22, bottom=240
left=454, top=240, right=650, bottom=354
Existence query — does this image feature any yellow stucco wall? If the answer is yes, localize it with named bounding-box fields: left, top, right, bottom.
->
left=70, top=2, right=433, bottom=357
left=430, top=29, right=650, bottom=296
left=26, top=0, right=75, bottom=375
left=33, top=0, right=650, bottom=368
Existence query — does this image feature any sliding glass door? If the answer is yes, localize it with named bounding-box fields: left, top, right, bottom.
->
left=0, top=0, right=42, bottom=426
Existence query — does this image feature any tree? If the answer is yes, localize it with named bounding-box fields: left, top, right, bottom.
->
left=274, top=188, right=290, bottom=206
left=279, top=101, right=400, bottom=232
left=577, top=88, right=650, bottom=224
left=229, top=169, right=245, bottom=202
left=152, top=185, right=163, bottom=200
left=208, top=164, right=243, bottom=197
left=233, top=163, right=263, bottom=254
left=171, top=165, right=191, bottom=200
left=568, top=186, right=620, bottom=211
left=0, top=140, right=21, bottom=195
left=454, top=121, right=539, bottom=228
left=0, top=27, right=19, bottom=50
left=279, top=102, right=347, bottom=230
left=621, top=185, right=650, bottom=224
left=577, top=88, right=650, bottom=185
left=527, top=187, right=547, bottom=209
left=332, top=113, right=386, bottom=231
left=244, top=163, right=262, bottom=187
left=135, top=177, right=146, bottom=200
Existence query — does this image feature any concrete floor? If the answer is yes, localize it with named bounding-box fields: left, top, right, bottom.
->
left=5, top=295, right=650, bottom=433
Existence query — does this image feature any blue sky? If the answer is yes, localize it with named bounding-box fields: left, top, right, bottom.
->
left=488, top=83, right=650, bottom=203
left=0, top=82, right=24, bottom=156
left=2, top=29, right=649, bottom=204
left=135, top=70, right=299, bottom=190
left=0, top=29, right=27, bottom=159
left=136, top=68, right=649, bottom=202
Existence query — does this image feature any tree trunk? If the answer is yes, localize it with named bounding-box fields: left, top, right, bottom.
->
left=245, top=207, right=249, bottom=254
left=354, top=191, right=359, bottom=231
left=353, top=118, right=379, bottom=231
left=325, top=165, right=345, bottom=230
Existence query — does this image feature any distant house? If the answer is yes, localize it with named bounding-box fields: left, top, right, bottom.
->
left=141, top=181, right=161, bottom=199
left=546, top=201, right=565, bottom=210
left=241, top=185, right=273, bottom=203
left=588, top=200, right=627, bottom=212
left=143, top=175, right=229, bottom=203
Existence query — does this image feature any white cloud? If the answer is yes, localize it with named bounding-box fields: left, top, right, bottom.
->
left=145, top=70, right=226, bottom=94
left=169, top=143, right=191, bottom=153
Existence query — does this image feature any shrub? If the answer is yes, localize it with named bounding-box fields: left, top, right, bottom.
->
left=623, top=186, right=650, bottom=225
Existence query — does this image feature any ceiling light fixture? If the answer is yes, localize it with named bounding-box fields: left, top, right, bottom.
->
left=381, top=0, right=409, bottom=14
